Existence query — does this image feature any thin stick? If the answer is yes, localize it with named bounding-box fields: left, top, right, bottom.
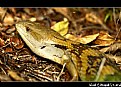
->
left=94, top=57, right=106, bottom=81
left=57, top=63, right=66, bottom=81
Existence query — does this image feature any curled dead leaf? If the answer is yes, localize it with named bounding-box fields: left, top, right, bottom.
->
left=94, top=31, right=115, bottom=46
left=5, top=47, right=13, bottom=52
left=10, top=37, right=24, bottom=49
left=98, top=31, right=114, bottom=40
left=95, top=39, right=114, bottom=46
left=52, top=8, right=68, bottom=18
left=0, top=38, right=5, bottom=47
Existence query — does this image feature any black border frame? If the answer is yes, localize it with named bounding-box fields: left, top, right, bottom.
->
left=0, top=0, right=121, bottom=7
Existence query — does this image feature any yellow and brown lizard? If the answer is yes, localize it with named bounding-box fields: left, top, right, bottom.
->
left=15, top=21, right=121, bottom=81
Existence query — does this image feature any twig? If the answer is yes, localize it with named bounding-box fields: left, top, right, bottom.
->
left=94, top=57, right=106, bottom=81
left=43, top=64, right=52, bottom=72
left=115, top=27, right=121, bottom=41
left=25, top=69, right=53, bottom=81
left=113, top=8, right=121, bottom=40
left=113, top=8, right=118, bottom=32
left=57, top=63, right=66, bottom=81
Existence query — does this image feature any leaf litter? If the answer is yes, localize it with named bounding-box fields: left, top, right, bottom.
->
left=0, top=8, right=121, bottom=81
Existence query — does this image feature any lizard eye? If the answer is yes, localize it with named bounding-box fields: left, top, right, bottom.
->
left=26, top=27, right=30, bottom=31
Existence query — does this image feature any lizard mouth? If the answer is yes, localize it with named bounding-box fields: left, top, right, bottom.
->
left=16, top=23, right=27, bottom=35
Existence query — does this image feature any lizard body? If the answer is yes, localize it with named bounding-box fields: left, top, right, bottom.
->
left=16, top=21, right=121, bottom=81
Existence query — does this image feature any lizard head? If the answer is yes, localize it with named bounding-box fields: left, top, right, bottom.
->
left=15, top=21, right=40, bottom=33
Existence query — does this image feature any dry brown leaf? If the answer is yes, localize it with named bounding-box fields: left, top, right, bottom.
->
left=10, top=8, right=16, bottom=15
left=10, top=37, right=24, bottom=49
left=65, top=33, right=99, bottom=44
left=99, top=47, right=110, bottom=53
left=52, top=8, right=68, bottom=18
left=86, top=12, right=105, bottom=25
left=79, top=33, right=99, bottom=44
left=21, top=13, right=29, bottom=20
left=0, top=38, right=5, bottom=47
left=5, top=47, right=13, bottom=52
left=7, top=70, right=25, bottom=81
left=98, top=31, right=114, bottom=40
left=86, top=12, right=100, bottom=24
left=23, top=8, right=35, bottom=16
left=0, top=8, right=7, bottom=22
left=106, top=54, right=121, bottom=64
left=100, top=42, right=121, bottom=53
left=23, top=8, right=31, bottom=15
left=95, top=40, right=114, bottom=46
left=4, top=13, right=14, bottom=26
left=94, top=31, right=115, bottom=46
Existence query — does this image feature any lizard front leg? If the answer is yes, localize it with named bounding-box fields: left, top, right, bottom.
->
left=62, top=50, right=79, bottom=81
